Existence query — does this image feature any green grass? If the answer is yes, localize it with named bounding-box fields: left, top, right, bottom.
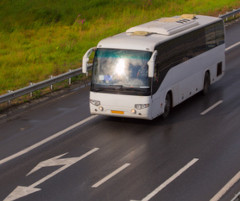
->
left=0, top=0, right=240, bottom=95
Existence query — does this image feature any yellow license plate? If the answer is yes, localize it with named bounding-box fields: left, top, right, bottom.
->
left=111, top=110, right=124, bottom=115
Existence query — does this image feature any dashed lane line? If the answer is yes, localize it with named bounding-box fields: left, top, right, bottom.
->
left=92, top=163, right=130, bottom=188
left=131, top=158, right=199, bottom=201
left=225, top=41, right=240, bottom=52
left=200, top=100, right=223, bottom=115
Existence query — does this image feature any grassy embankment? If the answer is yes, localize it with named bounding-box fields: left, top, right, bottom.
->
left=0, top=0, right=240, bottom=96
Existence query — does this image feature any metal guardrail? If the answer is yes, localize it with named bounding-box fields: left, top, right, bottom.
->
left=0, top=8, right=240, bottom=104
left=0, top=66, right=91, bottom=104
left=219, top=8, right=240, bottom=21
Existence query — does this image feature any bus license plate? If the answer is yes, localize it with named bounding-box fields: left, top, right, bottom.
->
left=111, top=110, right=124, bottom=115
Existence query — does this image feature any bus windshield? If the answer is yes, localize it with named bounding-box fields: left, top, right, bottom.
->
left=91, top=49, right=152, bottom=95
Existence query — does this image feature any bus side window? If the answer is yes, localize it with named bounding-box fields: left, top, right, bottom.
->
left=205, top=24, right=217, bottom=49
left=215, top=21, right=224, bottom=45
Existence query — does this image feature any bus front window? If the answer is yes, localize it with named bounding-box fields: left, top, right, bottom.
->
left=91, top=49, right=152, bottom=95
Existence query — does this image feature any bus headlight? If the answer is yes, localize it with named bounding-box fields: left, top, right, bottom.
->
left=90, top=99, right=101, bottom=106
left=99, top=106, right=104, bottom=111
left=131, top=109, right=136, bottom=114
left=135, top=104, right=150, bottom=110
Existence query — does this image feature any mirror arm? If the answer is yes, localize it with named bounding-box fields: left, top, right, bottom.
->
left=148, top=50, right=158, bottom=78
left=82, top=47, right=97, bottom=75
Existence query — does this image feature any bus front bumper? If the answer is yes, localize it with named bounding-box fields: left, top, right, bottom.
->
left=89, top=92, right=153, bottom=120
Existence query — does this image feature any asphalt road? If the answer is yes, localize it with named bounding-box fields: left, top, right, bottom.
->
left=0, top=20, right=240, bottom=201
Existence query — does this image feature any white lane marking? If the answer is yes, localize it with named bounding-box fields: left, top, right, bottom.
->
left=231, top=191, right=240, bottom=201
left=210, top=171, right=240, bottom=201
left=0, top=115, right=98, bottom=165
left=225, top=41, right=240, bottom=52
left=27, top=153, right=68, bottom=176
left=133, top=158, right=199, bottom=201
left=30, top=148, right=99, bottom=188
left=4, top=148, right=99, bottom=201
left=92, top=163, right=130, bottom=188
left=200, top=100, right=223, bottom=115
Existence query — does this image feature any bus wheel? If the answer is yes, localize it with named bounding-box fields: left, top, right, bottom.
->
left=163, top=93, right=171, bottom=119
left=202, top=72, right=210, bottom=95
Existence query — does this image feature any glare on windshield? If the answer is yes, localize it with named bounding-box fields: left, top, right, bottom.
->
left=92, top=49, right=152, bottom=88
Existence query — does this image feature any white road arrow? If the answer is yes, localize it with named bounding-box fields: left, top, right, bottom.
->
left=4, top=148, right=99, bottom=201
left=4, top=186, right=41, bottom=201
left=27, top=153, right=69, bottom=176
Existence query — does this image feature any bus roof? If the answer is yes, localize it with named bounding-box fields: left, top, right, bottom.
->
left=97, top=15, right=222, bottom=52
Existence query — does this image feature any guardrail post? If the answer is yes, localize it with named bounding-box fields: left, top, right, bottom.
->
left=69, top=69, right=72, bottom=85
left=50, top=75, right=54, bottom=91
left=30, top=82, right=33, bottom=98
left=7, top=90, right=13, bottom=105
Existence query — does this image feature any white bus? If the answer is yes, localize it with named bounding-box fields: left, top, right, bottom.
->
left=82, top=14, right=225, bottom=120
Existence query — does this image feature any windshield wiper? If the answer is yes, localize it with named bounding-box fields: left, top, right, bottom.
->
left=94, top=88, right=104, bottom=92
left=94, top=84, right=149, bottom=92
left=93, top=85, right=124, bottom=91
left=124, top=87, right=147, bottom=91
left=107, top=84, right=124, bottom=90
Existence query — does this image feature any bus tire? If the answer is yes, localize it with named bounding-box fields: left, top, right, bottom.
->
left=162, top=92, right=172, bottom=119
left=202, top=72, right=210, bottom=95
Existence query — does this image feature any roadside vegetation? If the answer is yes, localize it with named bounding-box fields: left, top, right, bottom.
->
left=0, top=0, right=240, bottom=95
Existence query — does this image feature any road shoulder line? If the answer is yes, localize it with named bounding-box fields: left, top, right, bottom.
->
left=210, top=171, right=240, bottom=201
left=0, top=115, right=98, bottom=165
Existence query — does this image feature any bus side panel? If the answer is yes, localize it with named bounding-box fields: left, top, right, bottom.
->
left=157, top=57, right=204, bottom=107
left=207, top=45, right=225, bottom=84
left=151, top=90, right=165, bottom=118
left=152, top=44, right=225, bottom=115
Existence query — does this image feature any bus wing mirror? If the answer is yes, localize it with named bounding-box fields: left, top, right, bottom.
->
left=148, top=50, right=157, bottom=78
left=82, top=47, right=97, bottom=74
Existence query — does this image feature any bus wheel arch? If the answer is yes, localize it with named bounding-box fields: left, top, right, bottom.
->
left=202, top=71, right=211, bottom=95
left=162, top=91, right=172, bottom=119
